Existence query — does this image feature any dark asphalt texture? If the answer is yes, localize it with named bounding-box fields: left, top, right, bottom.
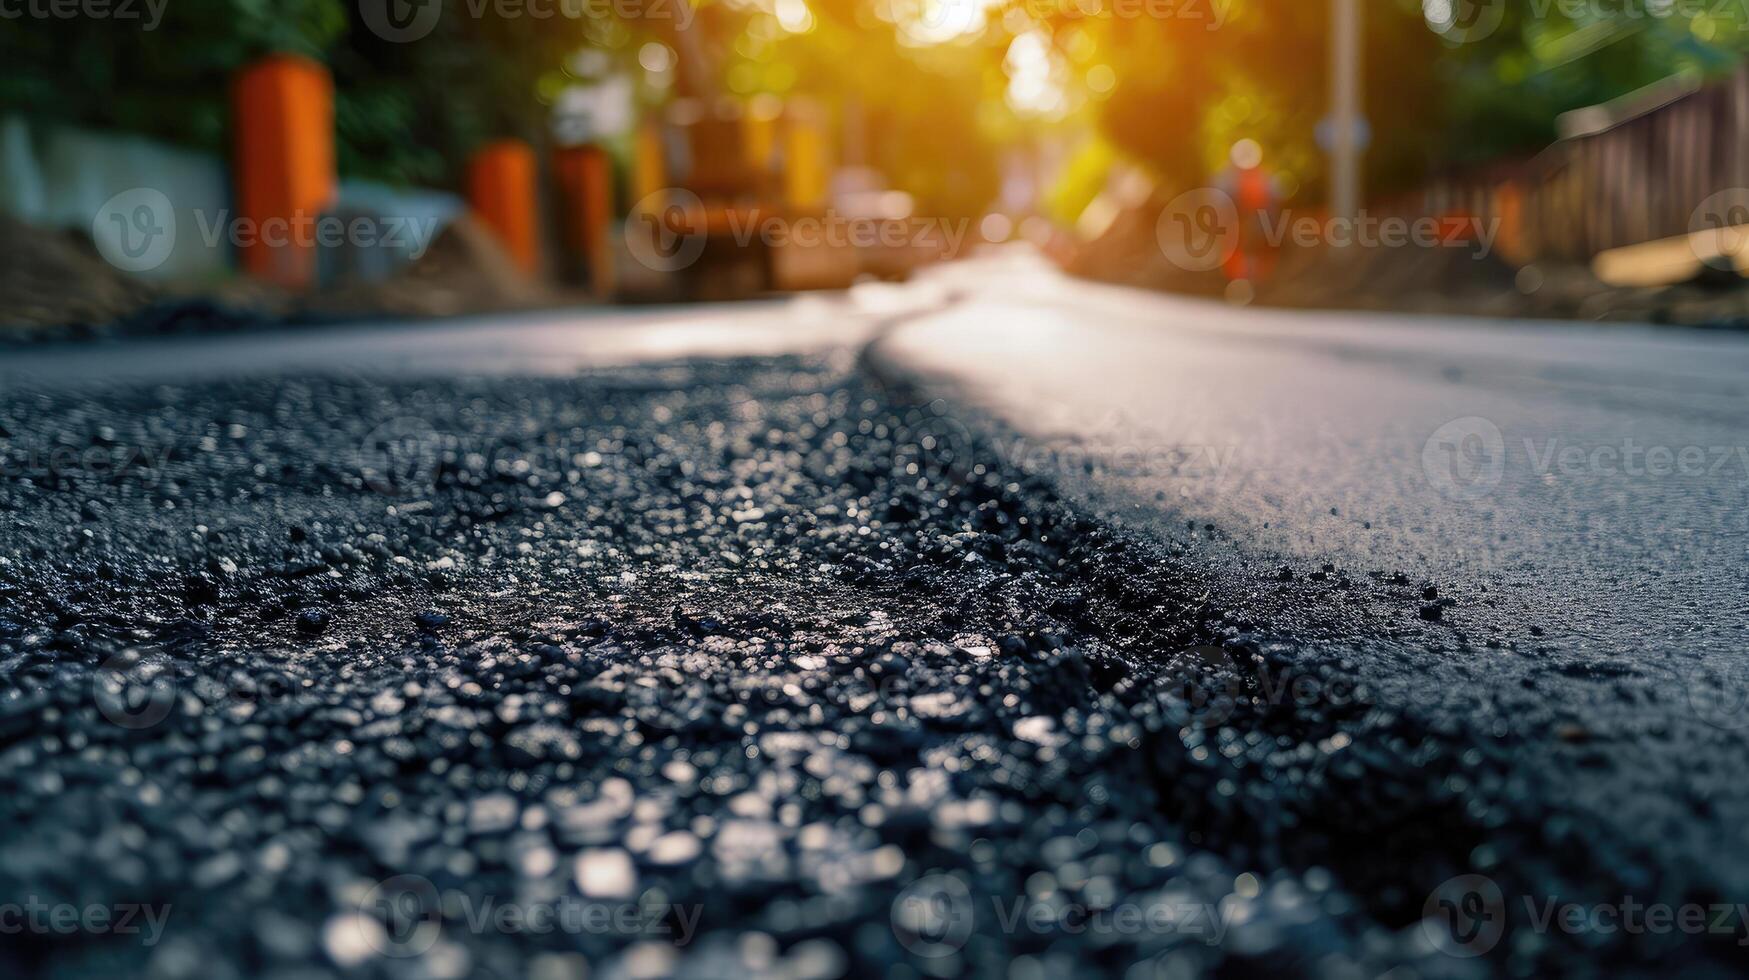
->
left=0, top=353, right=1740, bottom=978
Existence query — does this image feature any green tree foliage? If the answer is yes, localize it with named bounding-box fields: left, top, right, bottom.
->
left=0, top=0, right=347, bottom=152
left=8, top=0, right=1744, bottom=207
left=1037, top=0, right=1447, bottom=200
left=1043, top=0, right=1749, bottom=201
left=1430, top=0, right=1749, bottom=165
left=721, top=0, right=1008, bottom=221
left=0, top=0, right=646, bottom=186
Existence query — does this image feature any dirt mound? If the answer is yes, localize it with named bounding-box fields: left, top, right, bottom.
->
left=1261, top=236, right=1525, bottom=316
left=1060, top=200, right=1749, bottom=327
left=1066, top=199, right=1226, bottom=297
left=305, top=212, right=555, bottom=319
left=0, top=215, right=160, bottom=338
left=0, top=211, right=578, bottom=343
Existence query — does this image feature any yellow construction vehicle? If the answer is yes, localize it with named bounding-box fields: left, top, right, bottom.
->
left=620, top=5, right=859, bottom=300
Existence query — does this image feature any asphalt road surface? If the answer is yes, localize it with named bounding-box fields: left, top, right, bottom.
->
left=878, top=250, right=1749, bottom=919
left=3, top=252, right=1748, bottom=978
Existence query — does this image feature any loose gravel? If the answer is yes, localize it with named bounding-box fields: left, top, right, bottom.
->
left=0, top=354, right=1734, bottom=978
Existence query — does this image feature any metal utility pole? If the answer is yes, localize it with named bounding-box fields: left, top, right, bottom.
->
left=1329, top=0, right=1362, bottom=224
left=666, top=0, right=714, bottom=99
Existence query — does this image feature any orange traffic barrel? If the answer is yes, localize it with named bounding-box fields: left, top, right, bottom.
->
left=783, top=98, right=830, bottom=211
left=670, top=99, right=755, bottom=199
left=467, top=140, right=541, bottom=276
left=743, top=94, right=784, bottom=187
left=633, top=120, right=668, bottom=207
left=231, top=54, right=336, bottom=288
left=553, top=144, right=616, bottom=297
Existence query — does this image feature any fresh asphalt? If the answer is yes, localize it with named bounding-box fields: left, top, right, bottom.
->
left=4, top=251, right=1748, bottom=976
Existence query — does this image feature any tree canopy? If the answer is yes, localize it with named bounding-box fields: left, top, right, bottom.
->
left=4, top=0, right=1746, bottom=206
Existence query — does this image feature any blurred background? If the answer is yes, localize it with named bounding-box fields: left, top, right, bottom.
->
left=6, top=0, right=1749, bottom=339
left=11, top=8, right=1749, bottom=978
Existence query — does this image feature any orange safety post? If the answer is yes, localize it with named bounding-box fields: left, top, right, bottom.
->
left=231, top=55, right=336, bottom=288
left=679, top=99, right=752, bottom=200
left=783, top=99, right=830, bottom=211
left=552, top=144, right=616, bottom=297
left=466, top=140, right=541, bottom=276
left=743, top=94, right=783, bottom=193
left=633, top=119, right=668, bottom=207
left=1494, top=181, right=1527, bottom=265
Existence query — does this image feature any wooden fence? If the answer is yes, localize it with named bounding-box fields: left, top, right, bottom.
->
left=1417, top=66, right=1749, bottom=266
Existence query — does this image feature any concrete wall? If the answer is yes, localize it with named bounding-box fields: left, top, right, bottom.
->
left=0, top=117, right=463, bottom=284
left=1, top=117, right=230, bottom=281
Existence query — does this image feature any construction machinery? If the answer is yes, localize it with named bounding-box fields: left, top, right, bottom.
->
left=613, top=0, right=859, bottom=300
